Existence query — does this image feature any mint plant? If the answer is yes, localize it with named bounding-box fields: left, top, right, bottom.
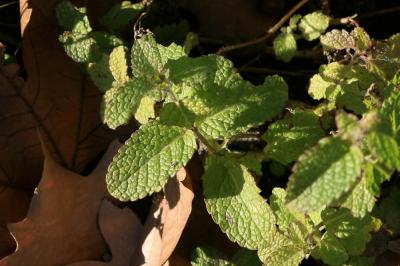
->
left=57, top=1, right=400, bottom=265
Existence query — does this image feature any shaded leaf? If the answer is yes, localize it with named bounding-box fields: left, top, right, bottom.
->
left=273, top=32, right=297, bottom=62
left=286, top=137, right=363, bottom=213
left=203, top=155, right=276, bottom=250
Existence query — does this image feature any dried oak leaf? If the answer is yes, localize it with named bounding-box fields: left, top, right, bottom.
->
left=68, top=199, right=144, bottom=266
left=0, top=140, right=121, bottom=266
left=66, top=169, right=194, bottom=266
left=0, top=0, right=125, bottom=256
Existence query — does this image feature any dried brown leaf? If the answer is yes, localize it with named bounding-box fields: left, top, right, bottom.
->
left=133, top=169, right=194, bottom=266
left=0, top=0, right=129, bottom=255
left=67, top=200, right=143, bottom=266
left=0, top=140, right=121, bottom=266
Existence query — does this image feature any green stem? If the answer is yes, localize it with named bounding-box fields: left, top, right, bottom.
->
left=192, top=127, right=221, bottom=154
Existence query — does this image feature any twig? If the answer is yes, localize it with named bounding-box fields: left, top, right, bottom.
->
left=216, top=0, right=310, bottom=55
left=240, top=66, right=315, bottom=77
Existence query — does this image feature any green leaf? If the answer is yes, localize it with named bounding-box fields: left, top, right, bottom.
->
left=167, top=55, right=287, bottom=139
left=270, top=188, right=296, bottom=230
left=286, top=137, right=363, bottom=213
left=308, top=63, right=368, bottom=114
left=322, top=208, right=374, bottom=255
left=106, top=122, right=196, bottom=201
left=312, top=232, right=348, bottom=266
left=203, top=155, right=276, bottom=250
left=352, top=27, right=372, bottom=51
left=100, top=1, right=144, bottom=33
left=59, top=31, right=123, bottom=64
left=343, top=257, right=375, bottom=266
left=299, top=12, right=330, bottom=41
left=90, top=32, right=125, bottom=53
left=269, top=188, right=313, bottom=249
left=191, top=246, right=230, bottom=266
left=134, top=96, right=155, bottom=124
left=131, top=33, right=185, bottom=77
left=380, top=89, right=400, bottom=139
left=289, top=14, right=302, bottom=30
left=257, top=232, right=305, bottom=266
left=109, top=46, right=129, bottom=85
left=320, top=29, right=355, bottom=51
left=101, top=78, right=153, bottom=129
left=159, top=102, right=195, bottom=128
left=364, top=162, right=392, bottom=196
left=263, top=110, right=325, bottom=164
left=196, top=75, right=288, bottom=139
left=309, top=62, right=348, bottom=100
left=59, top=32, right=97, bottom=63
left=273, top=33, right=297, bottom=62
left=231, top=249, right=262, bottom=266
left=340, top=178, right=375, bottom=218
left=367, top=33, right=400, bottom=81
left=183, top=32, right=199, bottom=55
left=87, top=55, right=113, bottom=91
left=368, top=132, right=400, bottom=170
left=56, top=0, right=92, bottom=34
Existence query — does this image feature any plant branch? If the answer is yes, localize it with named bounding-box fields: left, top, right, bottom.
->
left=240, top=66, right=315, bottom=77
left=216, top=0, right=310, bottom=55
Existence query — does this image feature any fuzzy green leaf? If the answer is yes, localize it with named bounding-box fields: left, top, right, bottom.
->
left=320, top=29, right=355, bottom=51
left=159, top=102, right=195, bottom=128
left=191, top=246, right=230, bottom=266
left=286, top=137, right=363, bottom=213
left=56, top=0, right=92, bottom=34
left=340, top=178, right=375, bottom=218
left=134, top=96, right=155, bottom=124
left=299, top=12, right=330, bottom=41
left=87, top=55, right=113, bottom=91
left=231, top=249, right=262, bottom=266
left=343, top=257, right=375, bottom=266
left=263, top=110, right=325, bottom=164
left=257, top=233, right=305, bottom=266
left=368, top=132, right=400, bottom=170
left=322, top=208, right=374, bottom=255
left=109, top=46, right=129, bottom=85
left=106, top=122, right=196, bottom=201
left=203, top=155, right=276, bottom=250
left=90, top=32, right=125, bottom=52
left=308, top=62, right=368, bottom=114
left=380, top=89, right=400, bottom=139
left=197, top=75, right=288, bottom=139
left=167, top=55, right=287, bottom=139
left=100, top=1, right=144, bottom=33
left=273, top=33, right=297, bottom=62
left=59, top=32, right=97, bottom=63
left=352, top=27, right=372, bottom=51
left=312, top=232, right=348, bottom=266
left=101, top=78, right=153, bottom=129
left=131, top=33, right=185, bottom=77
left=367, top=33, right=400, bottom=81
